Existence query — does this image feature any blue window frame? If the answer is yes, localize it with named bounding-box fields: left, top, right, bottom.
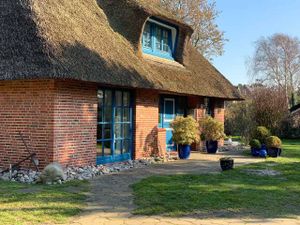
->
left=142, top=20, right=177, bottom=60
left=97, top=89, right=133, bottom=164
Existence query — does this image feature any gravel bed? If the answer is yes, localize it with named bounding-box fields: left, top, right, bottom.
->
left=0, top=158, right=165, bottom=184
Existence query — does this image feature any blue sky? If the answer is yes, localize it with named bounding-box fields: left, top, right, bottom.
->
left=212, top=0, right=300, bottom=85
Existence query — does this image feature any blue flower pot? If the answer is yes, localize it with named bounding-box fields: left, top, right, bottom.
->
left=259, top=149, right=267, bottom=158
left=206, top=141, right=218, bottom=154
left=251, top=148, right=260, bottom=157
left=178, top=145, right=191, bottom=159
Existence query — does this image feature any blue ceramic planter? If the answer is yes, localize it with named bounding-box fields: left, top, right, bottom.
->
left=259, top=149, right=267, bottom=158
left=251, top=144, right=268, bottom=158
left=178, top=145, right=191, bottom=159
left=251, top=148, right=260, bottom=157
left=206, top=141, right=218, bottom=154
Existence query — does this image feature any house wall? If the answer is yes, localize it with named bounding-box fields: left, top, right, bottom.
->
left=0, top=80, right=55, bottom=169
left=0, top=79, right=98, bottom=169
left=134, top=89, right=164, bottom=158
left=52, top=80, right=98, bottom=167
left=0, top=79, right=226, bottom=169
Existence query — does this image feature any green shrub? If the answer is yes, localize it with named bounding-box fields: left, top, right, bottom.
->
left=266, top=136, right=282, bottom=148
left=199, top=116, right=226, bottom=141
left=171, top=116, right=200, bottom=145
left=253, top=126, right=270, bottom=144
left=249, top=139, right=261, bottom=149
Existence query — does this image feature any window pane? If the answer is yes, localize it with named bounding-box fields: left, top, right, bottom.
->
left=104, top=124, right=111, bottom=140
left=115, top=140, right=122, bottom=155
left=97, top=124, right=103, bottom=140
left=104, top=90, right=112, bottom=106
left=155, top=26, right=162, bottom=51
left=143, top=22, right=152, bottom=49
left=123, top=140, right=131, bottom=153
left=115, top=108, right=122, bottom=122
left=97, top=90, right=104, bottom=106
left=97, top=106, right=103, bottom=122
left=116, top=91, right=122, bottom=107
left=115, top=124, right=122, bottom=138
left=123, top=124, right=130, bottom=139
left=103, top=141, right=111, bottom=156
left=123, top=92, right=130, bottom=106
left=123, top=108, right=130, bottom=122
left=177, top=97, right=186, bottom=116
left=97, top=142, right=102, bottom=157
left=104, top=107, right=112, bottom=122
left=162, top=30, right=169, bottom=52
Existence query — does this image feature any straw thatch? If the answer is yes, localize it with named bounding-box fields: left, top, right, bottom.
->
left=0, top=0, right=242, bottom=100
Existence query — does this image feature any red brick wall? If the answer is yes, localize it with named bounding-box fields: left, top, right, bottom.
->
left=0, top=79, right=98, bottom=169
left=157, top=128, right=167, bottom=157
left=52, top=80, right=97, bottom=167
left=214, top=99, right=225, bottom=124
left=0, top=80, right=55, bottom=169
left=214, top=99, right=225, bottom=146
left=134, top=89, right=162, bottom=158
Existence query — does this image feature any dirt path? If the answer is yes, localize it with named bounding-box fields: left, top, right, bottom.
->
left=67, top=151, right=300, bottom=225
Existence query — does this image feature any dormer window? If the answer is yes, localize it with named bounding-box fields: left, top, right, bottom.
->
left=142, top=18, right=177, bottom=60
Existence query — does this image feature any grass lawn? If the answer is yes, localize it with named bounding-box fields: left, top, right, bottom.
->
left=132, top=139, right=300, bottom=218
left=0, top=180, right=89, bottom=225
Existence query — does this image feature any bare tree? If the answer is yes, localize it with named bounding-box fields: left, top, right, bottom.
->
left=160, top=0, right=227, bottom=60
left=249, top=34, right=300, bottom=107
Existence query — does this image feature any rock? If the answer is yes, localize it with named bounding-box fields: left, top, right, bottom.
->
left=39, top=162, right=66, bottom=184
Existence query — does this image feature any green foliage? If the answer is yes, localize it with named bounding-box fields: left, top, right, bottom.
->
left=170, top=116, right=200, bottom=145
left=249, top=139, right=261, bottom=149
left=200, top=116, right=225, bottom=141
left=266, top=136, right=282, bottom=148
left=225, top=100, right=255, bottom=144
left=253, top=126, right=271, bottom=144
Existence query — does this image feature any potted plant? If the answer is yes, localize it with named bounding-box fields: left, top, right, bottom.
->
left=249, top=139, right=261, bottom=157
left=220, top=157, right=234, bottom=171
left=253, top=126, right=270, bottom=146
left=266, top=136, right=282, bottom=157
left=199, top=116, right=226, bottom=154
left=171, top=116, right=200, bottom=159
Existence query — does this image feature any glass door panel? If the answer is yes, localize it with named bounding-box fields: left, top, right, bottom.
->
left=97, top=89, right=133, bottom=164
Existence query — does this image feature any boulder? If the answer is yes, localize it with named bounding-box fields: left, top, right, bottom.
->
left=39, top=162, right=66, bottom=184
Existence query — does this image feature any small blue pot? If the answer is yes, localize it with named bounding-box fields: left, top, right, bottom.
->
left=178, top=144, right=191, bottom=159
left=259, top=149, right=267, bottom=158
left=251, top=148, right=260, bottom=157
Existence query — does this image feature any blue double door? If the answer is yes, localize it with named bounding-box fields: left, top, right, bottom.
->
left=96, top=89, right=133, bottom=164
left=159, top=96, right=187, bottom=152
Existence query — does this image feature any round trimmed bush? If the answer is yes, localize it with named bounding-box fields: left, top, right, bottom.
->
left=266, top=136, right=282, bottom=149
left=249, top=139, right=261, bottom=149
left=253, top=126, right=270, bottom=144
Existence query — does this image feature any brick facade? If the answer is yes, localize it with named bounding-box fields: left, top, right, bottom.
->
left=0, top=79, right=226, bottom=169
left=134, top=89, right=162, bottom=158
left=0, top=80, right=55, bottom=169
left=52, top=80, right=97, bottom=167
left=0, top=79, right=97, bottom=169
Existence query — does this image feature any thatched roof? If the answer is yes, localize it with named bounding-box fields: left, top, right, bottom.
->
left=0, top=0, right=242, bottom=100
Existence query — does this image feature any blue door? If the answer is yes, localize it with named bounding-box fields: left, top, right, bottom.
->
left=162, top=98, right=177, bottom=151
left=160, top=96, right=187, bottom=152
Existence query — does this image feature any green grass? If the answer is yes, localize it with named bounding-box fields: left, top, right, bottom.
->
left=0, top=180, right=89, bottom=225
left=132, top=139, right=300, bottom=218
